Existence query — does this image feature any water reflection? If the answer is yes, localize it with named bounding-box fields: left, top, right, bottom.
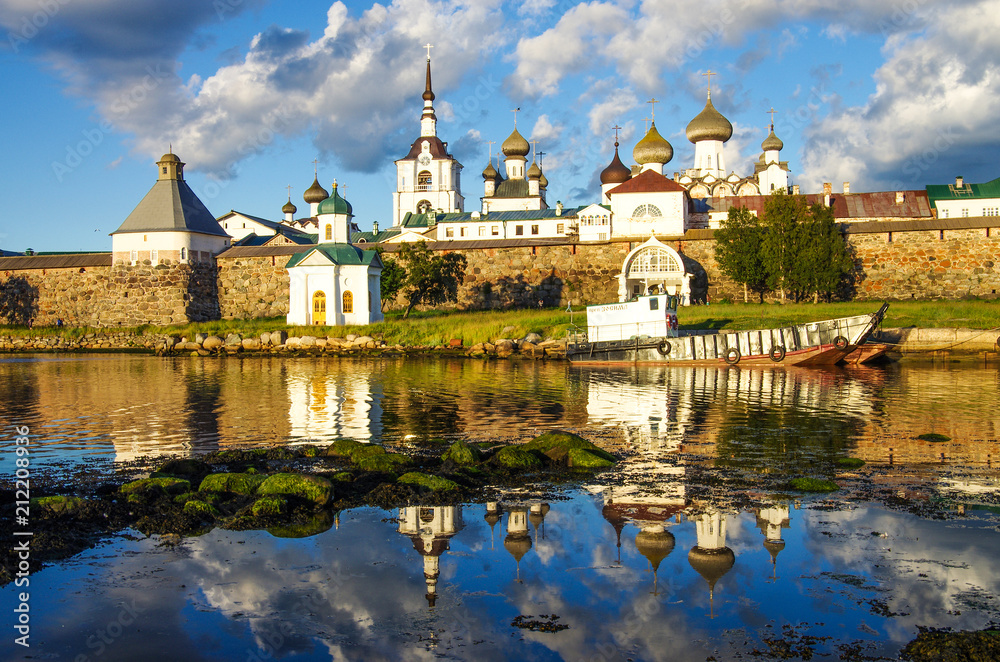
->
left=3, top=356, right=999, bottom=475
left=14, top=488, right=999, bottom=661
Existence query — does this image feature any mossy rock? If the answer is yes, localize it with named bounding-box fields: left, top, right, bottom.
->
left=251, top=495, right=288, bottom=517
left=567, top=447, right=615, bottom=470
left=917, top=433, right=952, bottom=443
left=199, top=472, right=267, bottom=495
left=121, top=477, right=191, bottom=496
left=299, top=445, right=320, bottom=458
left=327, top=439, right=366, bottom=458
left=332, top=472, right=354, bottom=482
left=267, top=511, right=335, bottom=539
left=522, top=430, right=616, bottom=463
left=789, top=477, right=839, bottom=492
left=152, top=458, right=211, bottom=481
left=30, top=495, right=87, bottom=514
left=257, top=473, right=334, bottom=507
left=351, top=445, right=388, bottom=460
left=398, top=472, right=459, bottom=492
left=355, top=453, right=411, bottom=473
left=184, top=500, right=220, bottom=519
left=836, top=458, right=866, bottom=469
left=491, top=446, right=543, bottom=470
left=442, top=440, right=482, bottom=465
left=900, top=629, right=1000, bottom=661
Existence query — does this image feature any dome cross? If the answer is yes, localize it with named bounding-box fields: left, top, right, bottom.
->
left=424, top=43, right=433, bottom=60
left=703, top=70, right=717, bottom=97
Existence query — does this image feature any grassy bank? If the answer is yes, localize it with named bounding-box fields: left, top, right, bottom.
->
left=3, top=300, right=999, bottom=346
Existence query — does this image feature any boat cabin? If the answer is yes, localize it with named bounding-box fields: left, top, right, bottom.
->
left=586, top=294, right=679, bottom=342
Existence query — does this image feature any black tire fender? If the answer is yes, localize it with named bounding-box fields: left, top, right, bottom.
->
left=834, top=335, right=849, bottom=350
left=769, top=345, right=786, bottom=362
left=657, top=340, right=671, bottom=356
left=724, top=348, right=741, bottom=365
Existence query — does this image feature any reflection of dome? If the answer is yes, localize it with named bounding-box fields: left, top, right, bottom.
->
left=528, top=503, right=549, bottom=529
left=763, top=538, right=785, bottom=564
left=688, top=546, right=736, bottom=592
left=636, top=528, right=675, bottom=572
left=686, top=94, right=733, bottom=143
left=633, top=123, right=673, bottom=165
left=502, top=128, right=530, bottom=157
left=504, top=533, right=532, bottom=562
left=601, top=143, right=632, bottom=184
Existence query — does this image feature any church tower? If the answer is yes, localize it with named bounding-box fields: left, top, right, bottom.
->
left=392, top=47, right=464, bottom=226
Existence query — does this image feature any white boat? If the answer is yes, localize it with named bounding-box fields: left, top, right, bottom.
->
left=566, top=296, right=888, bottom=366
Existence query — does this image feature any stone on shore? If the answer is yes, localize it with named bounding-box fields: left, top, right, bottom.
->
left=257, top=473, right=333, bottom=507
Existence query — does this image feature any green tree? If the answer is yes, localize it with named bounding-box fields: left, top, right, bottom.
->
left=759, top=193, right=808, bottom=302
left=800, top=203, right=854, bottom=302
left=378, top=255, right=406, bottom=312
left=714, top=206, right=769, bottom=302
left=397, top=242, right=468, bottom=319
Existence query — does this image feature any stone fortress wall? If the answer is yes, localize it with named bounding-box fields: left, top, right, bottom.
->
left=1, top=220, right=998, bottom=327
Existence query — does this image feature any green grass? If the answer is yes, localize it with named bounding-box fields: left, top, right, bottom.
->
left=3, top=300, right=998, bottom=345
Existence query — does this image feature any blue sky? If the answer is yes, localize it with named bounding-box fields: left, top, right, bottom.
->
left=2, top=0, right=998, bottom=253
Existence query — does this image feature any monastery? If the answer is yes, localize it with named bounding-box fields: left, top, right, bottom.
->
left=2, top=52, right=999, bottom=328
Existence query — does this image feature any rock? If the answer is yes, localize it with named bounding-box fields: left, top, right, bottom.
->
left=523, top=430, right=616, bottom=462
left=257, top=473, right=334, bottom=507
left=285, top=336, right=302, bottom=347
left=242, top=337, right=261, bottom=350
left=398, top=472, right=458, bottom=492
left=354, top=335, right=374, bottom=347
left=30, top=495, right=87, bottom=514
left=567, top=447, right=615, bottom=470
left=251, top=495, right=288, bottom=517
left=299, top=335, right=316, bottom=347
left=315, top=337, right=327, bottom=348
left=491, top=446, right=543, bottom=470
left=179, top=341, right=201, bottom=351
left=467, top=343, right=486, bottom=357
left=346, top=334, right=358, bottom=342
left=225, top=333, right=242, bottom=346
left=202, top=335, right=224, bottom=350
left=495, top=339, right=516, bottom=358
left=183, top=500, right=219, bottom=519
left=524, top=332, right=543, bottom=344
left=165, top=336, right=180, bottom=349
left=121, top=477, right=191, bottom=495
left=484, top=342, right=496, bottom=354
left=153, top=458, right=211, bottom=482
left=199, top=472, right=267, bottom=495
left=442, top=440, right=482, bottom=465
left=195, top=333, right=208, bottom=344
left=259, top=332, right=272, bottom=346
left=197, top=349, right=211, bottom=356
left=501, top=325, right=516, bottom=336
left=269, top=330, right=287, bottom=346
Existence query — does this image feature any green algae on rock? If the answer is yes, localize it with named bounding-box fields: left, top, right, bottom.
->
left=199, top=472, right=267, bottom=495
left=566, top=447, right=615, bottom=470
left=789, top=477, right=839, bottom=492
left=522, top=430, right=616, bottom=463
left=835, top=458, right=866, bottom=468
left=491, top=446, right=543, bottom=470
left=121, top=477, right=191, bottom=495
left=257, top=473, right=334, bottom=507
left=183, top=500, right=220, bottom=519
left=900, top=629, right=1000, bottom=661
left=30, top=495, right=87, bottom=514
left=252, top=495, right=289, bottom=517
left=266, top=511, right=335, bottom=539
left=442, top=440, right=482, bottom=465
left=398, top=472, right=459, bottom=492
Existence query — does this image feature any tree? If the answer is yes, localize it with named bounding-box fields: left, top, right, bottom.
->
left=396, top=241, right=468, bottom=319
left=759, top=193, right=808, bottom=302
left=714, top=206, right=768, bottom=302
left=799, top=203, right=854, bottom=302
left=378, top=255, right=406, bottom=312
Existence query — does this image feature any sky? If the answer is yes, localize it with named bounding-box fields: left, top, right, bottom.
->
left=2, top=0, right=999, bottom=253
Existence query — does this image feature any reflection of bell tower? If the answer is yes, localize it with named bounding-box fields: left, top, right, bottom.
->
left=688, top=510, right=735, bottom=618
left=484, top=502, right=502, bottom=550
left=398, top=506, right=464, bottom=608
left=529, top=502, right=550, bottom=542
left=504, top=506, right=532, bottom=583
left=636, top=525, right=675, bottom=595
left=756, top=504, right=790, bottom=579
left=601, top=503, right=628, bottom=565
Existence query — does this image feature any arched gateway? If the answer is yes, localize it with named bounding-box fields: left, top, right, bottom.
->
left=617, top=236, right=692, bottom=305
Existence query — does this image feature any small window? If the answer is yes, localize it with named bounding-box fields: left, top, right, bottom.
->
left=649, top=297, right=659, bottom=311
left=557, top=223, right=564, bottom=234
left=479, top=227, right=486, bottom=236
left=151, top=249, right=158, bottom=264
left=446, top=228, right=454, bottom=237
left=342, top=290, right=353, bottom=314
left=531, top=225, right=539, bottom=235
left=130, top=250, right=138, bottom=264
left=325, top=225, right=332, bottom=241
left=162, top=167, right=167, bottom=174
left=492, top=226, right=499, bottom=236
left=180, top=247, right=187, bottom=261
left=460, top=227, right=467, bottom=237
left=962, top=208, right=969, bottom=217
left=515, top=225, right=523, bottom=236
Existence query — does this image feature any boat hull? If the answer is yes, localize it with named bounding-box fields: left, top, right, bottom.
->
left=567, top=305, right=888, bottom=367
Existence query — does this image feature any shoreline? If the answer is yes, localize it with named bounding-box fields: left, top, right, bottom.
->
left=0, top=326, right=997, bottom=360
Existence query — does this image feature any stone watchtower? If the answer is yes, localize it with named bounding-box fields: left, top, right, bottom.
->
left=107, top=151, right=230, bottom=325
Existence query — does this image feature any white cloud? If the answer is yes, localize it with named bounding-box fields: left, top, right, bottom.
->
left=530, top=114, right=563, bottom=144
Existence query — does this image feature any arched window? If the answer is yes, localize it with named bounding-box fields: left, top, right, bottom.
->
left=631, top=204, right=663, bottom=220
left=416, top=200, right=432, bottom=214
left=628, top=247, right=682, bottom=276
left=180, top=247, right=187, bottom=261
left=417, top=171, right=432, bottom=190
left=342, top=290, right=354, bottom=314
left=312, top=291, right=326, bottom=325
left=325, top=225, right=332, bottom=241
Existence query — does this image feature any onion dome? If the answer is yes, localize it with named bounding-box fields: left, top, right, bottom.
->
left=502, top=128, right=530, bottom=158
left=504, top=533, right=532, bottom=562
left=633, top=123, right=673, bottom=165
left=282, top=199, right=297, bottom=215
left=763, top=539, right=786, bottom=564
left=483, top=161, right=498, bottom=180
left=539, top=170, right=548, bottom=188
left=303, top=176, right=329, bottom=204
left=636, top=528, right=676, bottom=572
left=686, top=94, right=733, bottom=143
left=527, top=160, right=541, bottom=180
left=317, top=182, right=353, bottom=216
left=761, top=125, right=783, bottom=152
left=601, top=141, right=632, bottom=184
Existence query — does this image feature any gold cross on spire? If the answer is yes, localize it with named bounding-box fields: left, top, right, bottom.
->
left=312, top=159, right=318, bottom=176
left=536, top=150, right=545, bottom=167
left=647, top=98, right=658, bottom=121
left=612, top=124, right=622, bottom=144
left=424, top=43, right=433, bottom=60
left=530, top=139, right=539, bottom=160
left=767, top=107, right=777, bottom=127
left=512, top=107, right=520, bottom=128
left=703, top=70, right=717, bottom=96
left=286, top=185, right=293, bottom=200
left=487, top=140, right=495, bottom=160
left=643, top=116, right=652, bottom=133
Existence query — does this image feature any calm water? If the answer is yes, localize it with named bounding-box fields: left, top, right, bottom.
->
left=2, top=355, right=1000, bottom=660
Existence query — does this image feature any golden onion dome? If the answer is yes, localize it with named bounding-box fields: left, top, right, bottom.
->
left=502, top=128, right=530, bottom=158
left=635, top=528, right=675, bottom=572
left=633, top=123, right=673, bottom=165
left=601, top=142, right=632, bottom=184
left=303, top=176, right=329, bottom=204
left=761, top=126, right=784, bottom=152
left=527, top=160, right=541, bottom=180
left=483, top=161, right=498, bottom=180
left=686, top=94, right=733, bottom=143
left=282, top=199, right=297, bottom=215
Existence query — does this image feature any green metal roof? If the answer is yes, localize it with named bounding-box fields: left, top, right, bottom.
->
left=494, top=178, right=530, bottom=198
left=285, top=243, right=381, bottom=269
left=316, top=186, right=353, bottom=216
left=926, top=176, right=1000, bottom=206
